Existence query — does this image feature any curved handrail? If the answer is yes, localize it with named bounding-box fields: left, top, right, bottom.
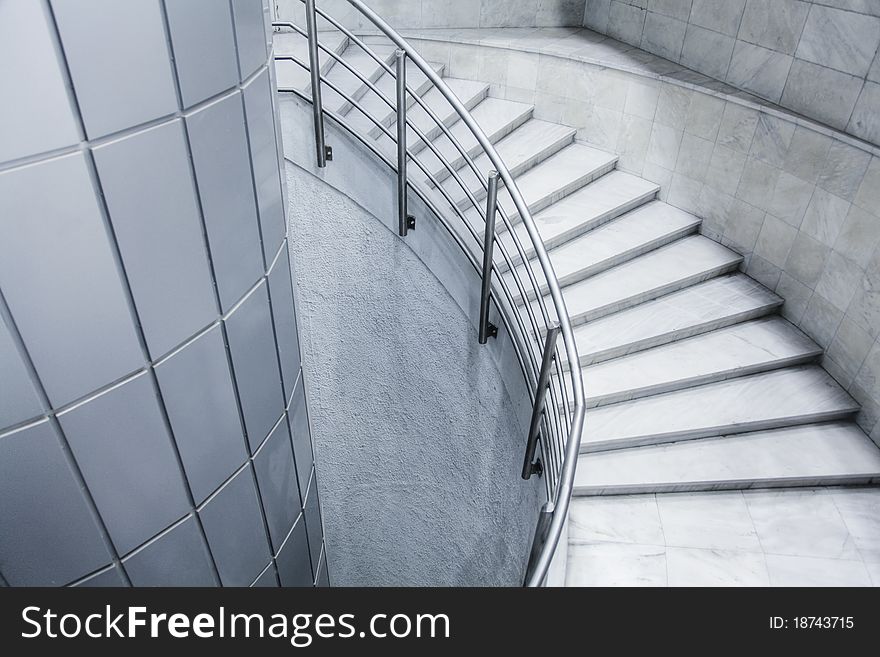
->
left=274, top=0, right=586, bottom=587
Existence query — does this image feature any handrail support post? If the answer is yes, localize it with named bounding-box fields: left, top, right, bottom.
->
left=305, top=0, right=330, bottom=167
left=395, top=49, right=415, bottom=236
left=478, top=171, right=500, bottom=344
left=522, top=325, right=560, bottom=480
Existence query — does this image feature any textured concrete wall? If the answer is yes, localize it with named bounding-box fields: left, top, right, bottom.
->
left=404, top=33, right=880, bottom=445
left=583, top=0, right=880, bottom=147
left=0, top=0, right=325, bottom=587
left=274, top=0, right=586, bottom=30
left=278, top=94, right=542, bottom=586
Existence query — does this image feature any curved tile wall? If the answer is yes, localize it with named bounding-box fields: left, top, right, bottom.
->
left=0, top=0, right=326, bottom=587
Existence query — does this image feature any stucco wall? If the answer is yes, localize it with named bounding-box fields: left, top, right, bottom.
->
left=402, top=32, right=880, bottom=446
left=583, top=0, right=880, bottom=147
left=274, top=0, right=586, bottom=30
left=279, top=94, right=543, bottom=585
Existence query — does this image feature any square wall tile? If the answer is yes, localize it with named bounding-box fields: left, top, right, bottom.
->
left=51, top=0, right=177, bottom=138
left=796, top=4, right=880, bottom=78
left=0, top=0, right=79, bottom=163
left=186, top=92, right=264, bottom=311
left=166, top=0, right=240, bottom=107
left=0, top=420, right=111, bottom=585
left=287, top=378, right=314, bottom=494
left=680, top=23, right=735, bottom=80
left=73, top=565, right=127, bottom=587
left=123, top=516, right=215, bottom=586
left=781, top=59, right=863, bottom=132
left=254, top=417, right=301, bottom=551
left=689, top=0, right=746, bottom=37
left=244, top=70, right=286, bottom=262
left=199, top=465, right=271, bottom=586
left=0, top=314, right=43, bottom=431
left=268, top=246, right=301, bottom=401
left=303, top=471, right=323, bottom=568
left=225, top=281, right=286, bottom=451
left=58, top=371, right=191, bottom=555
left=155, top=324, right=248, bottom=504
left=0, top=153, right=143, bottom=406
left=738, top=0, right=810, bottom=56
left=94, top=119, right=217, bottom=358
left=275, top=516, right=313, bottom=586
left=232, top=0, right=269, bottom=79
left=726, top=41, right=792, bottom=103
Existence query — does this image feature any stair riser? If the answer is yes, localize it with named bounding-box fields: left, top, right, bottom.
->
left=573, top=474, right=880, bottom=496
left=579, top=406, right=860, bottom=454
left=569, top=299, right=784, bottom=368
left=580, top=349, right=822, bottom=409
left=520, top=221, right=700, bottom=302
left=566, top=260, right=743, bottom=327
left=366, top=73, right=472, bottom=139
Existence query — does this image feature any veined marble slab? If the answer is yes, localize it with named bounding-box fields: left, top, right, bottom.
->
left=570, top=274, right=782, bottom=366
left=535, top=235, right=742, bottom=326
left=580, top=366, right=859, bottom=452
left=507, top=170, right=659, bottom=257
left=512, top=199, right=699, bottom=297
left=580, top=317, right=821, bottom=407
left=574, top=422, right=878, bottom=495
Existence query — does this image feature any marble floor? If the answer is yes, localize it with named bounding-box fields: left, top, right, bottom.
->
left=566, top=487, right=880, bottom=586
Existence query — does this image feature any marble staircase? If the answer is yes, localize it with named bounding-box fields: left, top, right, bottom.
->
left=273, top=30, right=880, bottom=585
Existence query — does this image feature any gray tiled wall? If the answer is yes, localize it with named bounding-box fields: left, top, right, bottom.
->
left=274, top=0, right=587, bottom=30
left=0, top=0, right=326, bottom=587
left=583, top=0, right=880, bottom=147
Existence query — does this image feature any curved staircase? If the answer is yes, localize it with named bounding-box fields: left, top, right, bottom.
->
left=275, top=28, right=880, bottom=586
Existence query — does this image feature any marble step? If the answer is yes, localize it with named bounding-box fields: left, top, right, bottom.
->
left=510, top=200, right=699, bottom=300
left=487, top=143, right=617, bottom=221
left=535, top=236, right=742, bottom=327
left=570, top=275, right=783, bottom=367
left=466, top=144, right=618, bottom=236
left=321, top=45, right=397, bottom=115
left=580, top=366, right=860, bottom=453
left=505, top=171, right=660, bottom=262
left=414, top=97, right=534, bottom=186
left=580, top=317, right=822, bottom=408
left=573, top=422, right=880, bottom=495
left=432, top=119, right=576, bottom=186
left=371, top=77, right=489, bottom=144
left=342, top=60, right=445, bottom=135
left=274, top=31, right=349, bottom=92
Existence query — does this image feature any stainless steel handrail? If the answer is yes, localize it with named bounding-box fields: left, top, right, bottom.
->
left=273, top=0, right=586, bottom=587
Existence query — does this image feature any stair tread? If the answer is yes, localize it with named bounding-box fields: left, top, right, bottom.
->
left=572, top=275, right=783, bottom=365
left=535, top=235, right=743, bottom=325
left=467, top=143, right=617, bottom=234
left=582, top=317, right=822, bottom=407
left=574, top=422, right=880, bottom=495
left=510, top=199, right=699, bottom=293
left=321, top=45, right=397, bottom=114
left=274, top=31, right=348, bottom=91
left=509, top=170, right=659, bottom=253
left=416, top=97, right=534, bottom=186
left=581, top=366, right=859, bottom=452
left=436, top=119, right=575, bottom=185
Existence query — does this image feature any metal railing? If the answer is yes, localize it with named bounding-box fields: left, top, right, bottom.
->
left=273, top=0, right=585, bottom=587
